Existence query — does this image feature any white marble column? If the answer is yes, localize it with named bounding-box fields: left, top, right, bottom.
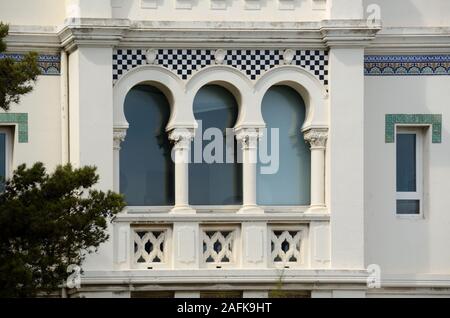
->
left=304, top=128, right=328, bottom=210
left=235, top=128, right=264, bottom=214
left=113, top=128, right=127, bottom=193
left=169, top=128, right=195, bottom=214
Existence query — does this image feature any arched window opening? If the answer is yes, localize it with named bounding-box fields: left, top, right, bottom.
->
left=257, top=85, right=311, bottom=205
left=120, top=85, right=174, bottom=206
left=189, top=85, right=242, bottom=205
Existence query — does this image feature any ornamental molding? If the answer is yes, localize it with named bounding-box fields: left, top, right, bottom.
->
left=367, top=27, right=450, bottom=54
left=320, top=19, right=381, bottom=47
left=6, top=19, right=386, bottom=52
left=303, top=128, right=328, bottom=148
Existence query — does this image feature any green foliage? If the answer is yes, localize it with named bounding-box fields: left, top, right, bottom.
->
left=0, top=163, right=126, bottom=298
left=0, top=22, right=40, bottom=111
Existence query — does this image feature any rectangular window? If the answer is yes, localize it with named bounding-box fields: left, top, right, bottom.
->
left=0, top=128, right=12, bottom=191
left=396, top=129, right=423, bottom=216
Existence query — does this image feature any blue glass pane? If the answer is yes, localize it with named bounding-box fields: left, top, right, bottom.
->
left=396, top=134, right=416, bottom=192
left=189, top=85, right=242, bottom=205
left=0, top=133, right=5, bottom=191
left=257, top=86, right=311, bottom=205
left=120, top=85, right=174, bottom=206
left=397, top=200, right=420, bottom=215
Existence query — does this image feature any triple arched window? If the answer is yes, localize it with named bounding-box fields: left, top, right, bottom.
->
left=120, top=83, right=310, bottom=207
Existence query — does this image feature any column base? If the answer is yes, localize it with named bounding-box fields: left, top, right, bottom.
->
left=170, top=206, right=196, bottom=214
left=237, top=205, right=264, bottom=214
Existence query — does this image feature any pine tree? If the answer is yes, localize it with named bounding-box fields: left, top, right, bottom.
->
left=0, top=23, right=40, bottom=111
left=0, top=163, right=126, bottom=297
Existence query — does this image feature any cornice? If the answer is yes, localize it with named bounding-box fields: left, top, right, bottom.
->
left=366, top=27, right=450, bottom=54
left=6, top=25, right=61, bottom=53
left=79, top=269, right=369, bottom=286
left=6, top=19, right=450, bottom=53
left=59, top=18, right=130, bottom=53
left=320, top=19, right=382, bottom=47
left=122, top=20, right=325, bottom=48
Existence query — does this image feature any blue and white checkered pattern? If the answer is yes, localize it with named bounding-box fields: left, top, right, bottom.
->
left=112, top=49, right=147, bottom=82
left=157, top=49, right=215, bottom=79
left=293, top=50, right=328, bottom=86
left=112, top=48, right=329, bottom=86
left=225, top=49, right=283, bottom=80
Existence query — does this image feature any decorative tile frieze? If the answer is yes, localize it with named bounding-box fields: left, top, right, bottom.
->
left=113, top=48, right=328, bottom=85
left=0, top=53, right=60, bottom=76
left=0, top=113, right=28, bottom=143
left=385, top=114, right=442, bottom=143
left=365, top=55, right=450, bottom=76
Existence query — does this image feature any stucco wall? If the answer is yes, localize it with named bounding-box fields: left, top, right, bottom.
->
left=2, top=76, right=62, bottom=172
left=363, top=0, right=450, bottom=27
left=364, top=76, right=450, bottom=275
left=0, top=0, right=65, bottom=26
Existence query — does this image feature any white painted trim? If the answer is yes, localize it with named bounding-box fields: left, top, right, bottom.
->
left=114, top=211, right=330, bottom=223
left=79, top=269, right=369, bottom=285
left=395, top=128, right=424, bottom=218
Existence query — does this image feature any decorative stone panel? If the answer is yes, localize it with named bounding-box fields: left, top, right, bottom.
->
left=385, top=114, right=442, bottom=143
left=270, top=226, right=307, bottom=268
left=132, top=227, right=171, bottom=268
left=201, top=226, right=238, bottom=267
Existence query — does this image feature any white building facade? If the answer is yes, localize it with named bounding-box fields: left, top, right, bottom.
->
left=1, top=0, right=450, bottom=298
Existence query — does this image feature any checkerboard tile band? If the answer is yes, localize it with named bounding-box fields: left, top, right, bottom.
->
left=112, top=49, right=147, bottom=82
left=225, top=49, right=283, bottom=80
left=293, top=50, right=329, bottom=86
left=157, top=49, right=215, bottom=80
left=112, top=48, right=329, bottom=86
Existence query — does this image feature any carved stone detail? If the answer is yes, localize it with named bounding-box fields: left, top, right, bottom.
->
left=145, top=48, right=158, bottom=64
left=303, top=128, right=328, bottom=149
left=235, top=128, right=263, bottom=150
left=169, top=128, right=195, bottom=150
left=214, top=49, right=227, bottom=65
left=113, top=128, right=127, bottom=150
left=283, top=49, right=295, bottom=64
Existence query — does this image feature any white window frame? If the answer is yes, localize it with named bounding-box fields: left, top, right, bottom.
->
left=0, top=127, right=13, bottom=182
left=396, top=127, right=424, bottom=218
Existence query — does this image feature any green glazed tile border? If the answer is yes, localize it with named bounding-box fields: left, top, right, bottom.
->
left=385, top=114, right=442, bottom=143
left=0, top=113, right=28, bottom=143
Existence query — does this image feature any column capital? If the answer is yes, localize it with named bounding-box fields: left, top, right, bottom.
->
left=169, top=128, right=195, bottom=150
left=235, top=127, right=264, bottom=150
left=304, top=128, right=328, bottom=149
left=113, top=128, right=127, bottom=150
